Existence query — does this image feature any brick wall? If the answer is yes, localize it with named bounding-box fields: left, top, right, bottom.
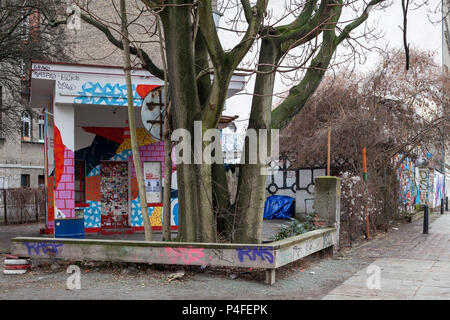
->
left=54, top=148, right=75, bottom=218
left=129, top=141, right=165, bottom=178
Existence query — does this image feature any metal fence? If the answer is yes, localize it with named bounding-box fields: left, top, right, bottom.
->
left=0, top=188, right=46, bottom=224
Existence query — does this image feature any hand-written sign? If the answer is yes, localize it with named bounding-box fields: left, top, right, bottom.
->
left=236, top=246, right=274, bottom=264
left=32, top=71, right=80, bottom=82
left=32, top=70, right=81, bottom=94
left=24, top=242, right=64, bottom=256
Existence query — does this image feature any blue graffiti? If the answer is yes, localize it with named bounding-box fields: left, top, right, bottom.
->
left=24, top=242, right=64, bottom=256
left=236, top=246, right=274, bottom=264
left=74, top=82, right=142, bottom=106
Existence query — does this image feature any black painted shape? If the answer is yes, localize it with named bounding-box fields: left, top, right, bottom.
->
left=75, top=135, right=120, bottom=174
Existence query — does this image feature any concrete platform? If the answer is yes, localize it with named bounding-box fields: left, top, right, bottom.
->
left=9, top=227, right=337, bottom=285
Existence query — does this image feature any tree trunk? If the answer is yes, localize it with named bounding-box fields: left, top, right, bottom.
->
left=213, top=162, right=232, bottom=240
left=233, top=38, right=281, bottom=244
left=160, top=3, right=216, bottom=243
left=157, top=16, right=172, bottom=241
left=120, top=0, right=152, bottom=241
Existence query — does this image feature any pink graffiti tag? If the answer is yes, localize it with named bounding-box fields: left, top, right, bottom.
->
left=162, top=247, right=210, bottom=265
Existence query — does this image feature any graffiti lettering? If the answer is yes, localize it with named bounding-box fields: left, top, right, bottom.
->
left=292, top=245, right=304, bottom=259
left=33, top=71, right=56, bottom=80
left=236, top=246, right=274, bottom=264
left=57, top=81, right=76, bottom=91
left=322, top=232, right=333, bottom=248
left=60, top=74, right=79, bottom=82
left=418, top=169, right=429, bottom=205
left=34, top=64, right=50, bottom=71
left=161, top=247, right=210, bottom=265
left=211, top=249, right=234, bottom=264
left=24, top=242, right=64, bottom=256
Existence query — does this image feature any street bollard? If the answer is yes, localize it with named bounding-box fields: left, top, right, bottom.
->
left=441, top=199, right=444, bottom=215
left=423, top=205, right=429, bottom=234
left=446, top=197, right=448, bottom=212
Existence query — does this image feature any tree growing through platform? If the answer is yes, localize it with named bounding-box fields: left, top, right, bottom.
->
left=42, top=0, right=438, bottom=244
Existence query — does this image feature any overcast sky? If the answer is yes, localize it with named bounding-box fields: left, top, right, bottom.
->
left=220, top=0, right=444, bottom=131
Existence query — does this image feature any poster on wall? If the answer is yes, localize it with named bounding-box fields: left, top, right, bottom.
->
left=144, top=162, right=162, bottom=203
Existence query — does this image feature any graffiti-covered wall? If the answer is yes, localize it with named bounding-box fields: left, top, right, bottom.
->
left=396, top=156, right=417, bottom=208
left=75, top=127, right=178, bottom=230
left=433, top=171, right=445, bottom=208
left=395, top=154, right=445, bottom=210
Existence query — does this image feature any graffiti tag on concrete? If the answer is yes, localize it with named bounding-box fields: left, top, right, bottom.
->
left=24, top=242, right=64, bottom=256
left=160, top=247, right=212, bottom=265
left=236, top=246, right=274, bottom=264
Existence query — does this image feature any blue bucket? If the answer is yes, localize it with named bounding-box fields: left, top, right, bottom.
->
left=55, top=218, right=85, bottom=239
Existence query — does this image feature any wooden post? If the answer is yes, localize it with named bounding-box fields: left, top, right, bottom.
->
left=362, top=147, right=370, bottom=240
left=3, top=189, right=7, bottom=224
left=327, top=127, right=331, bottom=176
left=120, top=0, right=152, bottom=241
left=362, top=147, right=367, bottom=181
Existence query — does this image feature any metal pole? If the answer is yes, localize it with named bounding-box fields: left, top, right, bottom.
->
left=35, top=191, right=39, bottom=221
left=423, top=205, right=429, bottom=234
left=446, top=196, right=448, bottom=212
left=327, top=127, right=331, bottom=176
left=3, top=189, right=7, bottom=224
left=441, top=198, right=444, bottom=215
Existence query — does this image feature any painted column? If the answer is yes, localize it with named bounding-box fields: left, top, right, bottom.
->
left=53, top=104, right=75, bottom=220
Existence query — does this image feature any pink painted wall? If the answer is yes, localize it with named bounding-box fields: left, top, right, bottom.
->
left=129, top=141, right=166, bottom=177
left=54, top=148, right=75, bottom=218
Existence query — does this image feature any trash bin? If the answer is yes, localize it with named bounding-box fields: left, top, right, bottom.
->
left=263, top=195, right=295, bottom=219
left=54, top=218, right=85, bottom=239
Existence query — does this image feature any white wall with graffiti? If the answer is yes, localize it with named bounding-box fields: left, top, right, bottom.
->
left=396, top=154, right=446, bottom=210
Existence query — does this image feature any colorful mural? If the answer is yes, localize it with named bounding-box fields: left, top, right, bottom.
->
left=73, top=83, right=160, bottom=107
left=53, top=124, right=75, bottom=220
left=396, top=155, right=417, bottom=206
left=74, top=126, right=178, bottom=230
left=395, top=153, right=446, bottom=209
left=74, top=83, right=142, bottom=106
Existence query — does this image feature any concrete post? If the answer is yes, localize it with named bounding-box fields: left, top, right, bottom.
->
left=265, top=269, right=276, bottom=285
left=314, top=176, right=341, bottom=250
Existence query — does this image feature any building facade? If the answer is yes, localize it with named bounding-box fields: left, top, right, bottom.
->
left=0, top=104, right=46, bottom=189
left=29, top=59, right=244, bottom=233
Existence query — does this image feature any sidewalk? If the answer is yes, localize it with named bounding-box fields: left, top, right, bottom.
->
left=323, top=212, right=450, bottom=300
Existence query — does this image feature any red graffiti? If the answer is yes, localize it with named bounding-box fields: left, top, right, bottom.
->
left=162, top=247, right=210, bottom=265
left=136, top=84, right=161, bottom=100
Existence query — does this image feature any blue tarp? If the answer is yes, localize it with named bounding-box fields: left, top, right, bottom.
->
left=263, top=195, right=295, bottom=219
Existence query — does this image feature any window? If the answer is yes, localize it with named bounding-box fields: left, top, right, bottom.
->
left=75, top=160, right=86, bottom=203
left=21, top=111, right=31, bottom=141
left=38, top=114, right=45, bottom=142
left=38, top=175, right=45, bottom=188
left=21, top=174, right=30, bottom=188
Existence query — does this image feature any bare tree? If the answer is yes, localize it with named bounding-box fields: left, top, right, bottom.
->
left=0, top=0, right=68, bottom=137
left=280, top=48, right=449, bottom=243
left=44, top=0, right=439, bottom=244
